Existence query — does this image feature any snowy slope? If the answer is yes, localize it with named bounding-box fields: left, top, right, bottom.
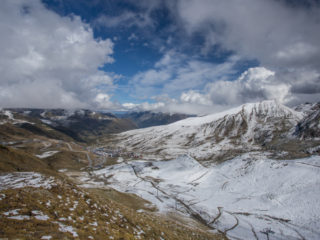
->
left=294, top=103, right=320, bottom=139
left=90, top=154, right=320, bottom=240
left=115, top=100, right=304, bottom=161
left=0, top=110, right=33, bottom=125
left=294, top=102, right=318, bottom=114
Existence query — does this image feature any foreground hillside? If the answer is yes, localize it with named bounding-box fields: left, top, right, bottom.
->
left=0, top=169, right=225, bottom=239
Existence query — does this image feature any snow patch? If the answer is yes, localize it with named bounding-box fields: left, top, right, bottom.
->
left=3, top=209, right=20, bottom=216
left=8, top=215, right=31, bottom=220
left=32, top=210, right=50, bottom=221
left=54, top=221, right=78, bottom=237
left=41, top=236, right=52, bottom=240
left=0, top=172, right=56, bottom=190
left=36, top=151, right=59, bottom=159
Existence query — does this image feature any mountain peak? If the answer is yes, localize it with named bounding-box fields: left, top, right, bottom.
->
left=172, top=100, right=302, bottom=127
left=241, top=100, right=303, bottom=120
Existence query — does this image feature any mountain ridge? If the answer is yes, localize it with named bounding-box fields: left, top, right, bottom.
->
left=113, top=100, right=315, bottom=162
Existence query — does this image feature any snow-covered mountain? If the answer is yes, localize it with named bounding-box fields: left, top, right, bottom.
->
left=86, top=100, right=320, bottom=240
left=294, top=103, right=320, bottom=139
left=115, top=100, right=304, bottom=162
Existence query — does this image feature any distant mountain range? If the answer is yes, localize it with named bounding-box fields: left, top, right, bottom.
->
left=116, top=111, right=194, bottom=128
left=0, top=108, right=192, bottom=143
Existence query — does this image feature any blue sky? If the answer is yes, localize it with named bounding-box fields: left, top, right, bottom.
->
left=0, top=0, right=320, bottom=114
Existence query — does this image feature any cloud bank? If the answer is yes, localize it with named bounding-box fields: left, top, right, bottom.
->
left=0, top=0, right=115, bottom=109
left=175, top=0, right=320, bottom=105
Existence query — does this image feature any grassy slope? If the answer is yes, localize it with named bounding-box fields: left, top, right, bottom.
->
left=0, top=145, right=53, bottom=174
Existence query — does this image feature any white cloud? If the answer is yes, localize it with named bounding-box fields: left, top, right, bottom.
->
left=180, top=90, right=211, bottom=106
left=130, top=51, right=239, bottom=99
left=207, top=67, right=291, bottom=106
left=127, top=67, right=294, bottom=115
left=0, top=0, right=116, bottom=109
left=176, top=0, right=320, bottom=68
left=94, top=93, right=120, bottom=109
left=122, top=101, right=165, bottom=112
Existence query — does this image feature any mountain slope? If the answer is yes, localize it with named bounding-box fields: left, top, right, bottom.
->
left=294, top=103, right=320, bottom=139
left=2, top=109, right=136, bottom=142
left=90, top=154, right=320, bottom=240
left=115, top=100, right=304, bottom=162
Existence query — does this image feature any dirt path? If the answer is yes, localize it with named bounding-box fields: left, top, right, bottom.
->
left=209, top=207, right=223, bottom=225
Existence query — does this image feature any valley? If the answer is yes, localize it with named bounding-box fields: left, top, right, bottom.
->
left=1, top=100, right=320, bottom=239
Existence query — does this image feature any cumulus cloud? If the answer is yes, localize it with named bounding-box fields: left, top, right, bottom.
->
left=125, top=67, right=293, bottom=115
left=207, top=67, right=291, bottom=105
left=130, top=51, right=239, bottom=99
left=180, top=90, right=211, bottom=106
left=0, top=0, right=115, bottom=109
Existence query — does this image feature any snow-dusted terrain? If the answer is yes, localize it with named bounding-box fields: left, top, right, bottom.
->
left=115, top=100, right=304, bottom=161
left=90, top=154, right=320, bottom=239
left=0, top=172, right=56, bottom=190
left=0, top=110, right=33, bottom=125
left=2, top=101, right=319, bottom=239
left=78, top=100, right=320, bottom=239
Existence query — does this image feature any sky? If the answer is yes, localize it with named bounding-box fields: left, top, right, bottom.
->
left=0, top=0, right=320, bottom=114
